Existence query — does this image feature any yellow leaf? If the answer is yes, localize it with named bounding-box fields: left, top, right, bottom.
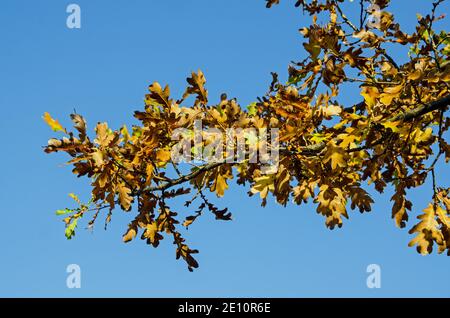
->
left=382, top=121, right=400, bottom=133
left=390, top=186, right=411, bottom=228
left=436, top=205, right=450, bottom=228
left=293, top=181, right=316, bottom=204
left=250, top=175, right=275, bottom=200
left=353, top=29, right=377, bottom=43
left=408, top=203, right=444, bottom=255
left=117, top=183, right=133, bottom=211
left=330, top=11, right=337, bottom=24
left=338, top=133, right=357, bottom=149
left=121, top=125, right=130, bottom=143
left=441, top=68, right=450, bottom=82
left=43, top=112, right=65, bottom=132
left=321, top=104, right=342, bottom=117
left=143, top=222, right=159, bottom=244
left=408, top=69, right=423, bottom=81
left=183, top=217, right=196, bottom=228
left=303, top=40, right=321, bottom=60
left=183, top=70, right=208, bottom=103
left=91, top=149, right=104, bottom=167
left=381, top=62, right=397, bottom=76
left=146, top=82, right=171, bottom=109
left=94, top=122, right=114, bottom=147
left=156, top=149, right=171, bottom=163
left=145, top=164, right=154, bottom=186
left=323, top=141, right=347, bottom=170
left=383, top=85, right=403, bottom=95
left=123, top=228, right=136, bottom=243
left=311, top=133, right=331, bottom=144
left=361, top=86, right=379, bottom=108
left=211, top=174, right=228, bottom=197
left=315, top=185, right=348, bottom=229
left=413, top=127, right=433, bottom=143
left=380, top=84, right=403, bottom=105
left=68, top=193, right=80, bottom=204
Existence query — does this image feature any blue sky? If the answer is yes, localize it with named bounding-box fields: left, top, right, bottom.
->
left=0, top=0, right=449, bottom=297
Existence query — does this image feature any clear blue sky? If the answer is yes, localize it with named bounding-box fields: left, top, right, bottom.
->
left=0, top=0, right=449, bottom=297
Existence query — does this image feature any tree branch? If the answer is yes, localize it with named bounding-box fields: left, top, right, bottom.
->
left=132, top=95, right=450, bottom=197
left=306, top=94, right=450, bottom=154
left=393, top=94, right=450, bottom=122
left=135, top=162, right=223, bottom=194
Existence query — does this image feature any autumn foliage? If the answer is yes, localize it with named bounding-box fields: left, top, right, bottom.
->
left=44, top=0, right=450, bottom=271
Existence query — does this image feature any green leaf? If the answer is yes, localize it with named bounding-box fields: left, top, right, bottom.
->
left=421, top=29, right=430, bottom=41
left=65, top=219, right=78, bottom=240
left=216, top=104, right=224, bottom=116
left=287, top=75, right=302, bottom=85
left=247, top=102, right=258, bottom=116
left=56, top=209, right=73, bottom=216
left=311, top=133, right=330, bottom=144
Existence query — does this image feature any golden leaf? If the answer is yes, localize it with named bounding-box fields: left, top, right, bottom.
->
left=391, top=185, right=411, bottom=228
left=94, top=122, right=115, bottom=147
left=250, top=175, right=275, bottom=200
left=321, top=104, right=342, bottom=118
left=382, top=121, right=401, bottom=133
left=123, top=228, right=137, bottom=243
left=142, top=222, right=161, bottom=246
left=146, top=82, right=171, bottom=109
left=68, top=193, right=81, bottom=204
left=408, top=204, right=444, bottom=255
left=91, top=149, right=105, bottom=167
left=156, top=149, right=171, bottom=165
left=183, top=70, right=208, bottom=104
left=341, top=135, right=357, bottom=149
left=117, top=183, right=133, bottom=211
left=43, top=112, right=65, bottom=133
left=211, top=174, right=229, bottom=197
left=323, top=141, right=347, bottom=170
left=380, top=84, right=403, bottom=105
left=361, top=86, right=379, bottom=108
